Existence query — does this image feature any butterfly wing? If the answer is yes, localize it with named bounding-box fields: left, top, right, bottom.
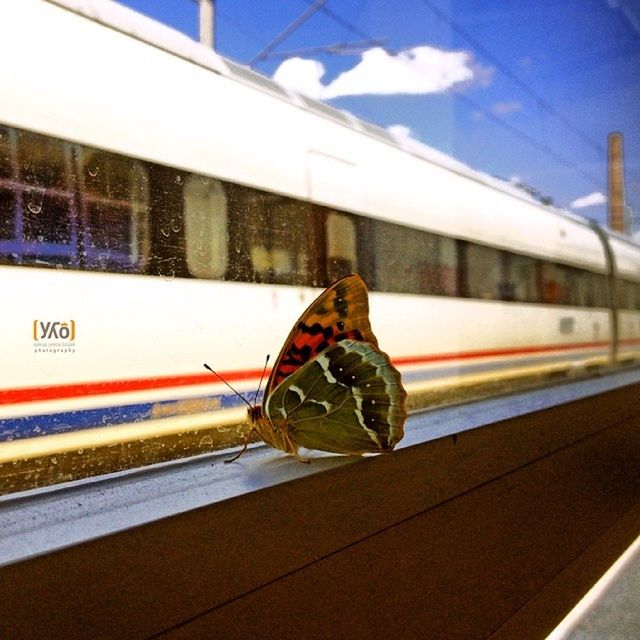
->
left=265, top=274, right=379, bottom=398
left=265, top=339, right=407, bottom=455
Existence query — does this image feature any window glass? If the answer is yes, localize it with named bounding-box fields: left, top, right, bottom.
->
left=632, top=282, right=640, bottom=310
left=79, top=147, right=149, bottom=272
left=184, top=175, right=228, bottom=279
left=228, top=186, right=317, bottom=286
left=327, top=211, right=358, bottom=282
left=3, top=2, right=639, bottom=497
left=467, top=244, right=501, bottom=300
left=0, top=128, right=13, bottom=243
left=593, top=273, right=610, bottom=308
left=538, top=262, right=567, bottom=305
left=0, top=126, right=12, bottom=180
left=0, top=128, right=77, bottom=267
left=502, top=253, right=538, bottom=303
left=439, top=236, right=459, bottom=296
left=617, top=279, right=640, bottom=310
left=0, top=187, right=14, bottom=241
left=18, top=129, right=69, bottom=190
left=373, top=220, right=460, bottom=296
left=568, top=269, right=591, bottom=307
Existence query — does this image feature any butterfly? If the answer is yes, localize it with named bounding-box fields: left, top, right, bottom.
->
left=224, top=274, right=407, bottom=462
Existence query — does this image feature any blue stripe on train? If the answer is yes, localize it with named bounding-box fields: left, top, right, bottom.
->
left=0, top=391, right=253, bottom=442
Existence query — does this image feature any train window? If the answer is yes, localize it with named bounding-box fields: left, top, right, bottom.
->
left=592, top=273, right=610, bottom=308
left=559, top=266, right=576, bottom=306
left=627, top=280, right=638, bottom=310
left=0, top=188, right=13, bottom=240
left=501, top=253, right=538, bottom=303
left=0, top=127, right=78, bottom=267
left=568, top=269, right=591, bottom=307
left=538, top=262, right=568, bottom=305
left=23, top=192, right=73, bottom=245
left=78, top=147, right=150, bottom=272
left=228, top=185, right=316, bottom=286
left=372, top=221, right=422, bottom=294
left=372, top=221, right=460, bottom=296
left=0, top=129, right=13, bottom=245
left=633, top=283, right=640, bottom=310
left=615, top=280, right=628, bottom=309
left=327, top=211, right=358, bottom=282
left=616, top=279, right=640, bottom=310
left=17, top=129, right=70, bottom=190
left=438, top=236, right=459, bottom=296
left=632, top=282, right=640, bottom=310
left=466, top=244, right=502, bottom=300
left=184, top=175, right=228, bottom=279
left=0, top=126, right=12, bottom=180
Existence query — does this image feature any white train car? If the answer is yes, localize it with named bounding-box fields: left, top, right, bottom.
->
left=1, top=0, right=639, bottom=447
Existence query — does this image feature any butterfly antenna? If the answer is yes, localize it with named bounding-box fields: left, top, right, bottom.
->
left=253, top=354, right=270, bottom=406
left=203, top=363, right=252, bottom=409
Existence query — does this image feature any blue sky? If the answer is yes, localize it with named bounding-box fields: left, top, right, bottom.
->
left=119, top=0, right=640, bottom=232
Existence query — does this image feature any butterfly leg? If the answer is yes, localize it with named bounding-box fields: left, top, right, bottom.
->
left=224, top=427, right=257, bottom=464
left=282, top=432, right=310, bottom=464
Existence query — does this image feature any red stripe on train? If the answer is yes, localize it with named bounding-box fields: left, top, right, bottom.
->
left=1, top=339, right=637, bottom=406
left=392, top=340, right=612, bottom=366
left=0, top=369, right=266, bottom=405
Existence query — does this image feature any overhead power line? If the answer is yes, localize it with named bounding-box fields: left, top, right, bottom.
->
left=416, top=0, right=605, bottom=157
left=249, top=0, right=604, bottom=188
left=250, top=0, right=327, bottom=66
left=301, top=0, right=374, bottom=42
left=455, top=92, right=603, bottom=188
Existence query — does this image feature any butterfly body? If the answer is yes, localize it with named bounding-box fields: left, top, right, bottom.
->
left=233, top=275, right=407, bottom=461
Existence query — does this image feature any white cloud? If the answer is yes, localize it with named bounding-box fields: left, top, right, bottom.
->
left=273, top=57, right=326, bottom=100
left=571, top=192, right=607, bottom=209
left=323, top=46, right=474, bottom=98
left=272, top=45, right=476, bottom=100
left=387, top=124, right=414, bottom=145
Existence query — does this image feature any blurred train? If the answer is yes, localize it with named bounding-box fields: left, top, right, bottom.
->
left=1, top=0, right=640, bottom=448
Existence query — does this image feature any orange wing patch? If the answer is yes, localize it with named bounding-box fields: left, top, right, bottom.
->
left=266, top=274, right=378, bottom=394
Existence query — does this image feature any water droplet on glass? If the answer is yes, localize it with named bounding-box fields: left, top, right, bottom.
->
left=170, top=218, right=181, bottom=233
left=161, top=270, right=175, bottom=282
left=88, top=166, right=99, bottom=177
left=26, top=188, right=44, bottom=214
left=175, top=175, right=183, bottom=185
left=161, top=227, right=170, bottom=237
left=37, top=235, right=44, bottom=243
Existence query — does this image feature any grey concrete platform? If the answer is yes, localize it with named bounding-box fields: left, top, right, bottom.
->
left=548, top=534, right=640, bottom=639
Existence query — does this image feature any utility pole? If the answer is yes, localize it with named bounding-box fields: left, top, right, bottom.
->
left=608, top=132, right=627, bottom=234
left=198, top=0, right=215, bottom=49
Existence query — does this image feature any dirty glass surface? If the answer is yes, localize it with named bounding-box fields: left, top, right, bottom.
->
left=0, top=0, right=638, bottom=493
